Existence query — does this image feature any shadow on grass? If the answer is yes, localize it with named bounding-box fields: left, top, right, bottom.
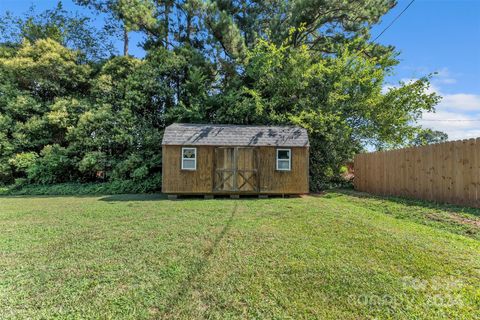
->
left=0, top=194, right=109, bottom=199
left=100, top=194, right=299, bottom=202
left=160, top=203, right=238, bottom=315
left=332, top=189, right=480, bottom=218
left=98, top=193, right=168, bottom=202
left=1, top=193, right=299, bottom=202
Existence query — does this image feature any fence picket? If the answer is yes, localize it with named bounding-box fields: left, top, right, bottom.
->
left=354, top=139, right=480, bottom=208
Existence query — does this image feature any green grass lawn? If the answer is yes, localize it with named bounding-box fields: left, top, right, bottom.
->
left=0, top=191, right=479, bottom=319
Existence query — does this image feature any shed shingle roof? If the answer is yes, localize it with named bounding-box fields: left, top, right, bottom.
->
left=162, top=123, right=309, bottom=147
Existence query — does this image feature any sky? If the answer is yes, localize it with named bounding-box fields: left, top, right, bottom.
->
left=1, top=0, right=480, bottom=141
left=372, top=0, right=480, bottom=141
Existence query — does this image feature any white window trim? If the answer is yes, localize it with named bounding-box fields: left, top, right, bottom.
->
left=276, top=148, right=291, bottom=171
left=181, top=147, right=197, bottom=170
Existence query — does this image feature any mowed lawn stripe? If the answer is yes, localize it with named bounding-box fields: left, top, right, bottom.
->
left=0, top=193, right=479, bottom=319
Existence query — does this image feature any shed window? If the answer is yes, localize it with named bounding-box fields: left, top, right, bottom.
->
left=276, top=149, right=291, bottom=171
left=182, top=147, right=196, bottom=170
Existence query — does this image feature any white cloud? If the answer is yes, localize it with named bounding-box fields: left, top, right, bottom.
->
left=433, top=67, right=457, bottom=85
left=440, top=93, right=480, bottom=111
left=420, top=91, right=480, bottom=140
left=418, top=110, right=480, bottom=140
left=381, top=84, right=394, bottom=94
left=383, top=72, right=480, bottom=141
left=437, top=78, right=457, bottom=84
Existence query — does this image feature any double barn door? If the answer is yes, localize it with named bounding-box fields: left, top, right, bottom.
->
left=214, top=147, right=259, bottom=193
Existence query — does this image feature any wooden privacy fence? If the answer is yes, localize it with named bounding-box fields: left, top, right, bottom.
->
left=354, top=138, right=480, bottom=208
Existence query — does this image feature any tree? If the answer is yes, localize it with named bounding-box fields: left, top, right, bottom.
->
left=74, top=0, right=157, bottom=55
left=0, top=1, right=444, bottom=191
left=186, top=36, right=439, bottom=188
left=0, top=2, right=116, bottom=60
left=0, top=38, right=91, bottom=101
left=411, top=129, right=448, bottom=146
left=0, top=39, right=91, bottom=184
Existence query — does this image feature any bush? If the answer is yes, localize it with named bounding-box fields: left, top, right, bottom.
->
left=78, top=151, right=107, bottom=179
left=0, top=173, right=162, bottom=195
left=8, top=152, right=38, bottom=172
left=27, top=144, right=76, bottom=184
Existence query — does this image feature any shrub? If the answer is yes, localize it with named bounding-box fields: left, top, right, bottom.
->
left=8, top=152, right=38, bottom=172
left=1, top=172, right=162, bottom=195
left=27, top=144, right=76, bottom=184
left=78, top=151, right=107, bottom=178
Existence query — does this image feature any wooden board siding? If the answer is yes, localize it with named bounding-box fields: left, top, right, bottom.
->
left=257, top=147, right=309, bottom=194
left=354, top=138, right=480, bottom=208
left=162, top=145, right=214, bottom=193
left=162, top=145, right=309, bottom=194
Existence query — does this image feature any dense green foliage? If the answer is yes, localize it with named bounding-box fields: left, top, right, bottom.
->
left=410, top=128, right=449, bottom=146
left=0, top=1, right=442, bottom=190
left=0, top=180, right=161, bottom=196
left=1, top=192, right=479, bottom=318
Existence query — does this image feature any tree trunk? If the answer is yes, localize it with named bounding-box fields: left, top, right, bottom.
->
left=123, top=26, right=129, bottom=56
left=164, top=1, right=171, bottom=48
left=186, top=12, right=192, bottom=46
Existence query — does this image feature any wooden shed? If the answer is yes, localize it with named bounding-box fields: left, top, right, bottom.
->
left=162, top=123, right=309, bottom=197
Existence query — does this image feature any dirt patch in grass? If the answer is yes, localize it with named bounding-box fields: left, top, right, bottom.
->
left=427, top=212, right=480, bottom=227
left=333, top=189, right=480, bottom=240
left=449, top=214, right=480, bottom=227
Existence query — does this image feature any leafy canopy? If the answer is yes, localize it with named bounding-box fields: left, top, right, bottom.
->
left=0, top=0, right=442, bottom=190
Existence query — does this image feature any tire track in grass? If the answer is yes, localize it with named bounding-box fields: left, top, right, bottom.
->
left=158, top=202, right=239, bottom=318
